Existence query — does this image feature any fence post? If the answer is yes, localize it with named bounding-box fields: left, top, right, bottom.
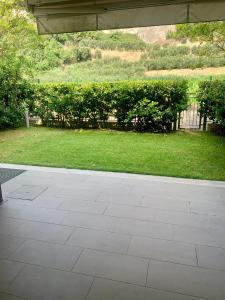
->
left=25, top=110, right=30, bottom=128
left=0, top=184, right=3, bottom=204
left=173, top=119, right=177, bottom=131
left=178, top=113, right=181, bottom=130
left=199, top=112, right=202, bottom=130
left=203, top=115, right=207, bottom=131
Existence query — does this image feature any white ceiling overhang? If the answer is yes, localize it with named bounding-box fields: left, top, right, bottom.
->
left=27, top=0, right=225, bottom=34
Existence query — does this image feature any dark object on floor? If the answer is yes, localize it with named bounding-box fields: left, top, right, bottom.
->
left=0, top=168, right=25, bottom=203
left=0, top=168, right=25, bottom=184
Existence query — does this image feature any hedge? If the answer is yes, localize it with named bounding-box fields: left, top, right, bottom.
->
left=30, top=80, right=188, bottom=132
left=197, top=80, right=225, bottom=134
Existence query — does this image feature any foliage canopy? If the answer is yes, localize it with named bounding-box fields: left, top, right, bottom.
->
left=170, top=22, right=225, bottom=52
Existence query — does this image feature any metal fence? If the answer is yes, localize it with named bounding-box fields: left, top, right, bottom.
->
left=179, top=103, right=201, bottom=130
left=178, top=93, right=211, bottom=131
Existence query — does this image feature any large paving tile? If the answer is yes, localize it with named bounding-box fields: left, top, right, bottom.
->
left=0, top=260, right=24, bottom=292
left=0, top=216, right=27, bottom=236
left=173, top=224, right=225, bottom=248
left=5, top=197, right=64, bottom=210
left=73, top=249, right=148, bottom=285
left=54, top=187, right=101, bottom=201
left=209, top=215, right=225, bottom=228
left=11, top=220, right=73, bottom=244
left=138, top=183, right=225, bottom=204
left=156, top=210, right=209, bottom=228
left=85, top=176, right=124, bottom=188
left=85, top=178, right=129, bottom=193
left=147, top=260, right=225, bottom=300
left=62, top=211, right=118, bottom=231
left=116, top=218, right=173, bottom=240
left=10, top=240, right=82, bottom=271
left=196, top=245, right=225, bottom=271
left=0, top=218, right=25, bottom=237
left=97, top=191, right=143, bottom=206
left=141, top=197, right=190, bottom=212
left=7, top=264, right=93, bottom=300
left=0, top=202, right=67, bottom=224
left=0, top=235, right=25, bottom=259
left=190, top=186, right=225, bottom=201
left=2, top=182, right=22, bottom=198
left=67, top=228, right=130, bottom=253
left=190, top=200, right=225, bottom=216
left=7, top=185, right=47, bottom=201
left=128, top=236, right=197, bottom=265
left=186, top=185, right=225, bottom=202
left=87, top=278, right=205, bottom=300
left=131, top=181, right=193, bottom=200
left=8, top=171, right=85, bottom=187
left=59, top=199, right=107, bottom=214
left=33, top=195, right=64, bottom=209
left=105, top=204, right=157, bottom=222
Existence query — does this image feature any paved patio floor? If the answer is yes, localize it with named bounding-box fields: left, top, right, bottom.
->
left=0, top=164, right=225, bottom=300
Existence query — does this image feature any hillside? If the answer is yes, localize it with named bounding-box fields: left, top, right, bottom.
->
left=113, top=25, right=175, bottom=43
left=34, top=25, right=225, bottom=84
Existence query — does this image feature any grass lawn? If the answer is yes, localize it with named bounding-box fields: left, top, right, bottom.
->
left=0, top=127, right=224, bottom=181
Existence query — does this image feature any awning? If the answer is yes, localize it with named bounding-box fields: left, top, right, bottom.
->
left=27, top=0, right=225, bottom=34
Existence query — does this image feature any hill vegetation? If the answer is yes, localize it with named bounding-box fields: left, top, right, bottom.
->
left=2, top=1, right=225, bottom=85
left=1, top=2, right=225, bottom=137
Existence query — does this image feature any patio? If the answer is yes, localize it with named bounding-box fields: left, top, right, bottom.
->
left=0, top=164, right=225, bottom=300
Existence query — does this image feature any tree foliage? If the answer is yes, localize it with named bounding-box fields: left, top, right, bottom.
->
left=0, top=59, right=33, bottom=129
left=169, top=22, right=225, bottom=52
left=0, top=0, right=64, bottom=74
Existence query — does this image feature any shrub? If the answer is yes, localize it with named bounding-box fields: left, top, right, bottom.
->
left=74, top=47, right=91, bottom=62
left=126, top=99, right=164, bottom=132
left=31, top=80, right=188, bottom=132
left=0, top=60, right=32, bottom=129
left=62, top=47, right=75, bottom=64
left=197, top=80, right=225, bottom=133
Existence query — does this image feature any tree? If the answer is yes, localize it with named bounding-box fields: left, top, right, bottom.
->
left=0, top=0, right=64, bottom=74
left=0, top=1, right=35, bottom=61
left=169, top=22, right=225, bottom=52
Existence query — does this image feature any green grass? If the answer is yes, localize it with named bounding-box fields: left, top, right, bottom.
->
left=1, top=127, right=225, bottom=181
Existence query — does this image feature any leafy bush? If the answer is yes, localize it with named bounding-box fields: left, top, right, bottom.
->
left=74, top=47, right=92, bottom=62
left=197, top=80, right=225, bottom=133
left=0, top=60, right=32, bottom=129
left=126, top=99, right=164, bottom=132
left=31, top=80, right=188, bottom=132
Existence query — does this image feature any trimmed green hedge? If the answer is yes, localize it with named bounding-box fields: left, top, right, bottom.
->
left=30, top=80, right=188, bottom=132
left=197, top=80, right=225, bottom=134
